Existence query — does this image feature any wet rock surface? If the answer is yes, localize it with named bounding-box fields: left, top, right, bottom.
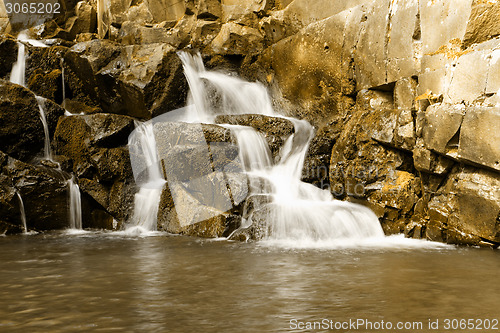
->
left=0, top=81, right=47, bottom=162
left=53, top=113, right=136, bottom=225
left=0, top=0, right=499, bottom=245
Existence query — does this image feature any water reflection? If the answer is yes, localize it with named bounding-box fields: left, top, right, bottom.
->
left=0, top=233, right=498, bottom=332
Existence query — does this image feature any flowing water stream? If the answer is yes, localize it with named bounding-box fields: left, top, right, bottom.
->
left=15, top=191, right=27, bottom=234
left=35, top=96, right=53, bottom=161
left=2, top=36, right=499, bottom=333
left=128, top=51, right=383, bottom=244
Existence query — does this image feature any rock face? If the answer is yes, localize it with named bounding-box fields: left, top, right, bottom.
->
left=64, top=40, right=188, bottom=118
left=0, top=80, right=56, bottom=162
left=53, top=113, right=136, bottom=225
left=153, top=121, right=246, bottom=237
left=0, top=0, right=499, bottom=246
left=214, top=114, right=294, bottom=159
left=0, top=151, right=70, bottom=233
left=0, top=37, right=17, bottom=79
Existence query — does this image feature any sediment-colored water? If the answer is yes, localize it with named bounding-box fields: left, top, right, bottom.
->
left=0, top=233, right=498, bottom=332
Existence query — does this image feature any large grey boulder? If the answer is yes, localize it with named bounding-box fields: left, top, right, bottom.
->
left=0, top=151, right=69, bottom=231
left=422, top=103, right=466, bottom=156
left=215, top=114, right=294, bottom=159
left=0, top=36, right=17, bottom=79
left=53, top=113, right=136, bottom=223
left=0, top=81, right=48, bottom=162
left=463, top=0, right=500, bottom=48
left=209, top=22, right=264, bottom=55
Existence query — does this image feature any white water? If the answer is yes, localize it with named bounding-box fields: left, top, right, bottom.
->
left=15, top=191, right=28, bottom=233
left=60, top=58, right=66, bottom=108
left=10, top=36, right=26, bottom=86
left=35, top=96, right=53, bottom=160
left=67, top=178, right=82, bottom=230
left=127, top=51, right=384, bottom=244
left=10, top=32, right=48, bottom=87
left=127, top=122, right=165, bottom=233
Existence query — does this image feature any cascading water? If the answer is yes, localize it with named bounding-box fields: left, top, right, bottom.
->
left=67, top=178, right=82, bottom=230
left=128, top=50, right=384, bottom=243
left=60, top=58, right=66, bottom=109
left=15, top=191, right=28, bottom=233
left=10, top=34, right=26, bottom=86
left=10, top=32, right=48, bottom=87
left=127, top=122, right=165, bottom=233
left=36, top=96, right=53, bottom=161
left=9, top=33, right=84, bottom=232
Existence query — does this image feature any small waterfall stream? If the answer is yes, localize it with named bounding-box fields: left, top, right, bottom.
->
left=67, top=178, right=82, bottom=230
left=35, top=96, right=53, bottom=161
left=15, top=191, right=28, bottom=234
left=9, top=33, right=83, bottom=231
left=10, top=32, right=48, bottom=87
left=127, top=122, right=166, bottom=233
left=129, top=51, right=384, bottom=243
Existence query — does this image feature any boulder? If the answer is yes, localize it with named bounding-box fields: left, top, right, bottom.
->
left=270, top=11, right=346, bottom=118
left=53, top=113, right=136, bottom=222
left=367, top=171, right=420, bottom=214
left=0, top=175, right=25, bottom=234
left=447, top=47, right=490, bottom=104
left=44, top=1, right=97, bottom=41
left=72, top=1, right=97, bottom=36
left=152, top=122, right=235, bottom=179
left=63, top=39, right=120, bottom=108
left=427, top=166, right=500, bottom=244
left=0, top=80, right=45, bottom=161
left=419, top=0, right=473, bottom=54
left=146, top=0, right=185, bottom=22
left=458, top=106, right=500, bottom=171
left=65, top=41, right=188, bottom=118
left=221, top=0, right=266, bottom=26
left=463, top=0, right=500, bottom=48
left=210, top=22, right=264, bottom=55
left=5, top=154, right=70, bottom=231
left=354, top=0, right=390, bottom=89
left=117, top=21, right=175, bottom=45
left=148, top=120, right=249, bottom=237
left=25, top=44, right=69, bottom=104
left=0, top=36, right=18, bottom=79
left=329, top=102, right=406, bottom=200
left=385, top=0, right=420, bottom=82
left=215, top=114, right=294, bottom=158
left=413, top=143, right=454, bottom=175
left=191, top=20, right=221, bottom=49
left=197, top=0, right=222, bottom=20
left=157, top=181, right=242, bottom=237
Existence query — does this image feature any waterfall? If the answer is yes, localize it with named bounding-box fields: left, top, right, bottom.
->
left=67, top=178, right=82, bottom=230
left=176, top=51, right=384, bottom=242
left=177, top=51, right=276, bottom=122
left=15, top=191, right=27, bottom=234
left=10, top=33, right=27, bottom=86
left=36, top=96, right=53, bottom=161
left=128, top=51, right=383, bottom=242
left=127, top=122, right=165, bottom=233
left=60, top=58, right=66, bottom=108
left=10, top=32, right=48, bottom=87
left=97, top=0, right=111, bottom=39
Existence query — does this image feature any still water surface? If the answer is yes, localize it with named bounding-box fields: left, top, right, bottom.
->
left=0, top=232, right=498, bottom=332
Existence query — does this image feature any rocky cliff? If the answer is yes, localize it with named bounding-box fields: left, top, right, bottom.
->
left=0, top=0, right=498, bottom=246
